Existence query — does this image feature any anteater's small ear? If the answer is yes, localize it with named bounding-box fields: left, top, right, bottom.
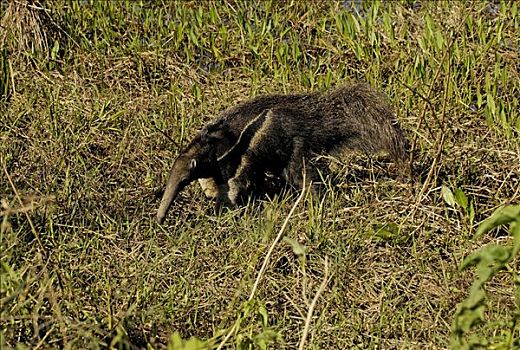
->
left=189, top=159, right=197, bottom=170
left=202, top=125, right=227, bottom=142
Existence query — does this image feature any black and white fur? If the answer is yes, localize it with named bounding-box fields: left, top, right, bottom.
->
left=156, top=83, right=408, bottom=224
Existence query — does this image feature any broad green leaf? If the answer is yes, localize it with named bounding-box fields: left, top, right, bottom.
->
left=167, top=332, right=207, bottom=350
left=168, top=332, right=183, bottom=349
left=373, top=222, right=399, bottom=240
left=283, top=237, right=306, bottom=257
left=435, top=30, right=445, bottom=50
left=486, top=93, right=496, bottom=117
left=461, top=244, right=511, bottom=271
left=461, top=287, right=486, bottom=311
left=454, top=188, right=468, bottom=210
left=183, top=338, right=207, bottom=350
left=475, top=205, right=520, bottom=238
left=456, top=304, right=486, bottom=332
left=258, top=304, right=268, bottom=328
left=469, top=201, right=475, bottom=226
left=441, top=185, right=456, bottom=207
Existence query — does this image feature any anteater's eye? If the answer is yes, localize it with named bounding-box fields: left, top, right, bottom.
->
left=189, top=159, right=197, bottom=170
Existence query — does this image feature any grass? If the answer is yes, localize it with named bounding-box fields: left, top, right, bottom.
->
left=1, top=0, right=519, bottom=349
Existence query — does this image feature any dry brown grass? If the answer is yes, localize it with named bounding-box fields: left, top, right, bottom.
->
left=1, top=1, right=519, bottom=349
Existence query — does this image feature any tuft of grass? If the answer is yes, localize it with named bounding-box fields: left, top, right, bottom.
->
left=1, top=1, right=519, bottom=349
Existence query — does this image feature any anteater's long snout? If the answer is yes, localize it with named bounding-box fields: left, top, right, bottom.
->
left=156, top=166, right=186, bottom=224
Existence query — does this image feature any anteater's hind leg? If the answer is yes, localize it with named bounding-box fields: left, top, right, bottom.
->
left=285, top=137, right=320, bottom=195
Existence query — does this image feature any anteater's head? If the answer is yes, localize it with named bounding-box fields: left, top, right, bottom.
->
left=156, top=120, right=234, bottom=224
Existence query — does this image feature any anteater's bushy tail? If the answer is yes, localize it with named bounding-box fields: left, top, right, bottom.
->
left=323, top=83, right=409, bottom=165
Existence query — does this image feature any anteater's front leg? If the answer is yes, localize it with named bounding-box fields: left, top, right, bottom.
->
left=226, top=154, right=264, bottom=206
left=212, top=169, right=235, bottom=212
left=198, top=178, right=220, bottom=198
left=219, top=111, right=274, bottom=207
left=197, top=175, right=234, bottom=211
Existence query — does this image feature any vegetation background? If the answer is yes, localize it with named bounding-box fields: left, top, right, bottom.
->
left=1, top=0, right=519, bottom=349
